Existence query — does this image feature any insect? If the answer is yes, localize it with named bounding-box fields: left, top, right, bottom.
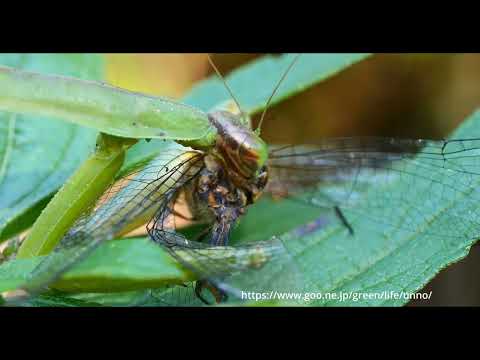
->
left=14, top=54, right=480, bottom=306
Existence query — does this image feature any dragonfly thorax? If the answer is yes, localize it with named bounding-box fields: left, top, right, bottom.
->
left=191, top=154, right=248, bottom=246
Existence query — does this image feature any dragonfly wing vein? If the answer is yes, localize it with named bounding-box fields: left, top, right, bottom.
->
left=22, top=148, right=205, bottom=295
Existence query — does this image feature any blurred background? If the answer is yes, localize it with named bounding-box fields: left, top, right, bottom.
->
left=106, top=53, right=480, bottom=306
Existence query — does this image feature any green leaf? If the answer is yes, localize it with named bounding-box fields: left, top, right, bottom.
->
left=0, top=54, right=103, bottom=241
left=0, top=195, right=52, bottom=240
left=70, top=287, right=205, bottom=307
left=183, top=53, right=371, bottom=113
left=56, top=237, right=192, bottom=293
left=0, top=237, right=190, bottom=294
left=14, top=292, right=104, bottom=307
left=5, top=109, right=479, bottom=307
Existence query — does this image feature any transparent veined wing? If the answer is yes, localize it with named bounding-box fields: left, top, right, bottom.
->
left=148, top=217, right=310, bottom=305
left=18, top=132, right=480, bottom=305
left=146, top=180, right=319, bottom=305
left=148, top=135, right=480, bottom=305
left=266, top=136, right=480, bottom=240
left=67, top=284, right=209, bottom=307
left=20, top=142, right=205, bottom=297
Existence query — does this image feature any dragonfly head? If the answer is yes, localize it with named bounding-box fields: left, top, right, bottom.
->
left=208, top=111, right=269, bottom=203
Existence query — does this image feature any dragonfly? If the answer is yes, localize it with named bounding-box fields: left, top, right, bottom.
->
left=13, top=54, right=480, bottom=306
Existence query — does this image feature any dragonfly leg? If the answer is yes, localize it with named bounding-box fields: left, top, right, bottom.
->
left=192, top=225, right=214, bottom=242
left=195, top=280, right=228, bottom=305
left=334, top=206, right=354, bottom=235
left=167, top=204, right=199, bottom=222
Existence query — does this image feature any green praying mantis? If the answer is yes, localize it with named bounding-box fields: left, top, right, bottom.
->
left=1, top=53, right=479, bottom=306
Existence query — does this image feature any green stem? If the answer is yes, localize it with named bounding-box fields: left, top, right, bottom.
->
left=17, top=134, right=137, bottom=259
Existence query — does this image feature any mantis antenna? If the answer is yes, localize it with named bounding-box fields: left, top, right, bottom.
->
left=207, top=54, right=245, bottom=118
left=256, top=54, right=301, bottom=135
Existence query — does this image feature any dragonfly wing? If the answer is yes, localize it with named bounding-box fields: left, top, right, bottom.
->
left=267, top=137, right=426, bottom=201
left=21, top=145, right=205, bottom=296
left=266, top=137, right=480, bottom=240
left=148, top=229, right=319, bottom=305
left=211, top=236, right=311, bottom=305
left=152, top=137, right=480, bottom=305
left=148, top=196, right=311, bottom=304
